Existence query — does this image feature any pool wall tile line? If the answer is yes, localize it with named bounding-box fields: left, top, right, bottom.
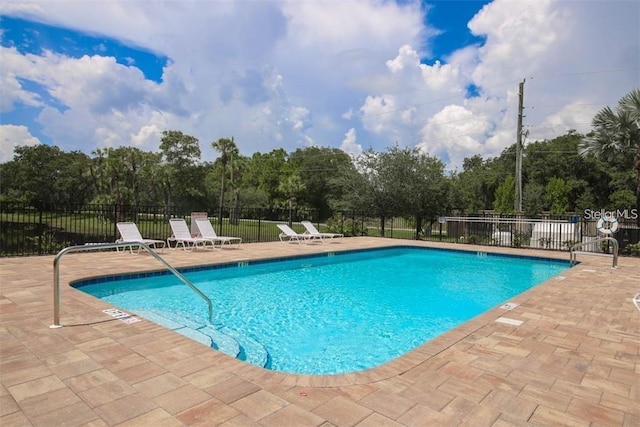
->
left=71, top=244, right=570, bottom=290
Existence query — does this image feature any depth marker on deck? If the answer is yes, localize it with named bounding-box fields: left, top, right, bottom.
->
left=103, top=309, right=140, bottom=324
left=500, top=302, right=519, bottom=310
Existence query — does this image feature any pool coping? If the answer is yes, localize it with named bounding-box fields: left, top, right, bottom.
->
left=69, top=244, right=573, bottom=380
left=2, top=237, right=639, bottom=426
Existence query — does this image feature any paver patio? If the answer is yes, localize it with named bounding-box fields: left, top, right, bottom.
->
left=1, top=238, right=638, bottom=426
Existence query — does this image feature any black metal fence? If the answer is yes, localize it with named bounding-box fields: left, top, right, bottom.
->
left=0, top=202, right=370, bottom=256
left=441, top=215, right=639, bottom=255
left=1, top=202, right=638, bottom=257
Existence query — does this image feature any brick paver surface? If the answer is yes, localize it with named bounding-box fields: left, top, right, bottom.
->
left=1, top=238, right=638, bottom=426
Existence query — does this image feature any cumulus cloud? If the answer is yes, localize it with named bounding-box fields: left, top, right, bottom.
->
left=386, top=44, right=464, bottom=93
left=468, top=0, right=565, bottom=86
left=5, top=0, right=428, bottom=160
left=360, top=95, right=399, bottom=134
left=0, top=125, right=41, bottom=162
left=417, top=104, right=491, bottom=168
left=528, top=101, right=601, bottom=141
left=0, top=0, right=637, bottom=170
left=353, top=0, right=638, bottom=169
left=340, top=128, right=362, bottom=157
left=1, top=47, right=47, bottom=112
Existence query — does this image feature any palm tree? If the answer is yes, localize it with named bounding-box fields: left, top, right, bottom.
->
left=278, top=174, right=305, bottom=226
left=212, top=137, right=239, bottom=229
left=229, top=155, right=248, bottom=225
left=579, top=88, right=640, bottom=222
left=620, top=88, right=640, bottom=126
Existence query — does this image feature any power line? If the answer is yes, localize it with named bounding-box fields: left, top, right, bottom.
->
left=421, top=115, right=490, bottom=127
left=361, top=68, right=637, bottom=120
left=359, top=80, right=522, bottom=119
left=530, top=67, right=640, bottom=80
left=526, top=122, right=592, bottom=127
left=529, top=102, right=610, bottom=109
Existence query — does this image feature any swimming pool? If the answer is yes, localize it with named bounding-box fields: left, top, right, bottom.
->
left=74, top=246, right=570, bottom=375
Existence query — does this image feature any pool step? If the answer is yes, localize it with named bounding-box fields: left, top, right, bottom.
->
left=219, top=326, right=270, bottom=368
left=133, top=309, right=268, bottom=367
left=134, top=310, right=240, bottom=358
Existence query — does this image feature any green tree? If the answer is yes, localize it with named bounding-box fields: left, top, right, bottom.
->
left=579, top=88, right=640, bottom=220
left=230, top=154, right=269, bottom=208
left=57, top=151, right=94, bottom=206
left=288, top=146, right=355, bottom=220
left=609, top=189, right=636, bottom=209
left=410, top=151, right=449, bottom=236
left=244, top=149, right=289, bottom=208
left=1, top=145, right=93, bottom=207
left=456, top=150, right=513, bottom=213
left=353, top=147, right=408, bottom=235
left=0, top=160, right=22, bottom=201
left=160, top=130, right=203, bottom=209
left=456, top=156, right=489, bottom=213
left=493, top=175, right=515, bottom=214
left=544, top=177, right=571, bottom=214
left=574, top=187, right=596, bottom=215
left=228, top=154, right=250, bottom=224
left=7, top=145, right=63, bottom=207
left=278, top=174, right=305, bottom=226
left=525, top=131, right=611, bottom=211
left=352, top=145, right=448, bottom=236
left=523, top=182, right=545, bottom=216
left=211, top=137, right=239, bottom=227
left=135, top=151, right=170, bottom=207
left=88, top=147, right=158, bottom=220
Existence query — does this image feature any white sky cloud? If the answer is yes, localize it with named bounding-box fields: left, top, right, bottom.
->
left=340, top=128, right=362, bottom=158
left=417, top=104, right=491, bottom=168
left=0, top=0, right=638, bottom=168
left=355, top=0, right=639, bottom=167
left=0, top=125, right=40, bottom=161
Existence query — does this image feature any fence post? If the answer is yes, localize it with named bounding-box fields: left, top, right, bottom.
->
left=257, top=208, right=262, bottom=242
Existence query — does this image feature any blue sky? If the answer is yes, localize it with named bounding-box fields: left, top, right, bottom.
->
left=0, top=0, right=638, bottom=168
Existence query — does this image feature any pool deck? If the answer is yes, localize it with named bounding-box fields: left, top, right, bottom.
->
left=1, top=238, right=639, bottom=426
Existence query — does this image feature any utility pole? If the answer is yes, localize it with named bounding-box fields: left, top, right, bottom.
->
left=515, top=79, right=525, bottom=213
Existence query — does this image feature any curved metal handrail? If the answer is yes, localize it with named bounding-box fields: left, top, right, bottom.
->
left=52, top=242, right=213, bottom=328
left=569, top=236, right=618, bottom=268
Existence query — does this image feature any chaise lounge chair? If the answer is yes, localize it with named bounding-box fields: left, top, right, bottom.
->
left=168, top=218, right=217, bottom=251
left=276, top=224, right=322, bottom=244
left=301, top=221, right=344, bottom=242
left=116, top=222, right=166, bottom=254
left=195, top=218, right=242, bottom=248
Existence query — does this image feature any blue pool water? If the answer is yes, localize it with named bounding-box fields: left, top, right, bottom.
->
left=74, top=246, right=569, bottom=375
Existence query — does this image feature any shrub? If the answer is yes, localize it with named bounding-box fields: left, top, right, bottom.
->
left=621, top=242, right=640, bottom=257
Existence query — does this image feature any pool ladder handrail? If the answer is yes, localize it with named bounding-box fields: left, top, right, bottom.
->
left=569, top=236, right=618, bottom=268
left=51, top=242, right=214, bottom=328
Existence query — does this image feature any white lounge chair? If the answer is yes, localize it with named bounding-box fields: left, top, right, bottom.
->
left=301, top=221, right=344, bottom=242
left=195, top=218, right=242, bottom=248
left=168, top=218, right=217, bottom=251
left=276, top=224, right=321, bottom=244
left=116, top=222, right=166, bottom=254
